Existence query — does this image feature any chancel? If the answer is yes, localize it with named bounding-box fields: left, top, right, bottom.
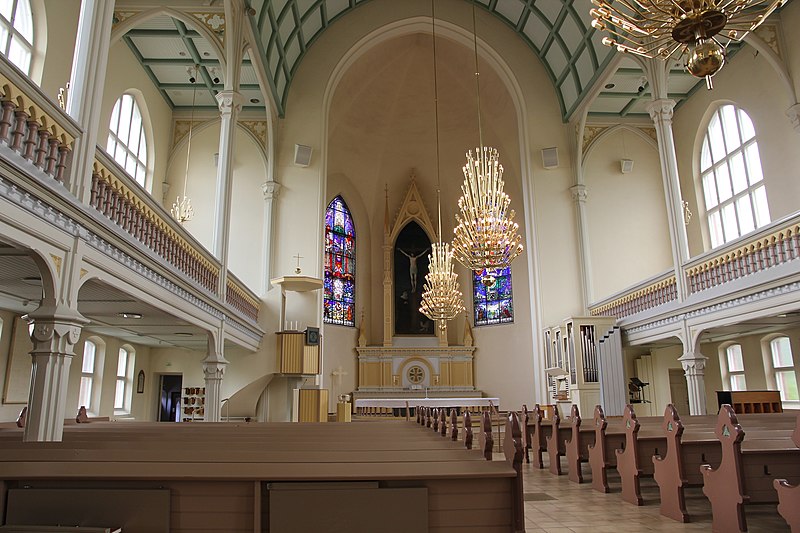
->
left=0, top=0, right=800, bottom=531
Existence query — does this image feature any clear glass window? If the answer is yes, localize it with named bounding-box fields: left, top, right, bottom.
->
left=725, top=344, right=746, bottom=391
left=700, top=104, right=770, bottom=249
left=114, top=347, right=133, bottom=412
left=0, top=0, right=33, bottom=74
left=770, top=337, right=798, bottom=401
left=78, top=341, right=96, bottom=412
left=107, top=94, right=148, bottom=188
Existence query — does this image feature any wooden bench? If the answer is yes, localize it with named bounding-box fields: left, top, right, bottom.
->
left=701, top=404, right=800, bottom=533
left=774, top=413, right=800, bottom=531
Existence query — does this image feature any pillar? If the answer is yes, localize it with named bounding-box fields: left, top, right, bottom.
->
left=570, top=184, right=593, bottom=308
left=262, top=180, right=281, bottom=293
left=646, top=98, right=691, bottom=301
left=66, top=0, right=115, bottom=202
left=203, top=330, right=229, bottom=422
left=679, top=351, right=708, bottom=415
left=212, top=90, right=243, bottom=297
left=24, top=307, right=87, bottom=441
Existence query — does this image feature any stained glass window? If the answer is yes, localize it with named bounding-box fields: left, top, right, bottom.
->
left=473, top=267, right=513, bottom=326
left=324, top=196, right=355, bottom=326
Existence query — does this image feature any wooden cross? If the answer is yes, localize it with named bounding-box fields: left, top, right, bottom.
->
left=293, top=252, right=303, bottom=274
left=331, top=366, right=348, bottom=395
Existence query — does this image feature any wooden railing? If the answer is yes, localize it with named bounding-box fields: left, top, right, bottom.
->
left=589, top=271, right=677, bottom=318
left=90, top=150, right=220, bottom=294
left=226, top=272, right=259, bottom=322
left=0, top=57, right=80, bottom=184
left=685, top=214, right=800, bottom=294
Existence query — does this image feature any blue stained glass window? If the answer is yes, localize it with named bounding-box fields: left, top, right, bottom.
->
left=473, top=267, right=514, bottom=326
left=324, top=196, right=355, bottom=326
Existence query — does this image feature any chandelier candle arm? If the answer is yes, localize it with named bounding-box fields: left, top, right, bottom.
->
left=590, top=0, right=784, bottom=88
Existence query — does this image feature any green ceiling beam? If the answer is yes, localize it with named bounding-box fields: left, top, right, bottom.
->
left=173, top=19, right=218, bottom=102
left=123, top=35, right=175, bottom=109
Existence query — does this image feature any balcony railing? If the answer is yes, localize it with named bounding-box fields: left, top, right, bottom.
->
left=589, top=271, right=677, bottom=319
left=0, top=58, right=80, bottom=184
left=226, top=272, right=260, bottom=322
left=684, top=213, right=800, bottom=294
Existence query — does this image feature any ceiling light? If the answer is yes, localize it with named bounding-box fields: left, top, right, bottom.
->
left=250, top=98, right=260, bottom=104
left=604, top=83, right=615, bottom=89
left=174, top=332, right=193, bottom=337
left=119, top=312, right=143, bottom=319
left=21, top=276, right=42, bottom=286
left=590, top=0, right=784, bottom=89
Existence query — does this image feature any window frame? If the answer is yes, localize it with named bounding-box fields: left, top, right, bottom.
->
left=763, top=335, right=799, bottom=403
left=699, top=104, right=770, bottom=249
left=107, top=93, right=149, bottom=189
left=78, top=340, right=96, bottom=414
left=323, top=195, right=356, bottom=327
left=720, top=343, right=747, bottom=392
left=0, top=0, right=34, bottom=75
left=114, top=345, right=135, bottom=415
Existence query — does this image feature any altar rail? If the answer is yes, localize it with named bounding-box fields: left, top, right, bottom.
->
left=0, top=56, right=80, bottom=184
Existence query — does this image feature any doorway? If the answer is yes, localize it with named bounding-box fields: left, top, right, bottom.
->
left=668, top=368, right=691, bottom=416
left=159, top=374, right=183, bottom=422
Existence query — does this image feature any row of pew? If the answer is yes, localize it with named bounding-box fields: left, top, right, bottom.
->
left=0, top=414, right=524, bottom=532
left=524, top=402, right=800, bottom=532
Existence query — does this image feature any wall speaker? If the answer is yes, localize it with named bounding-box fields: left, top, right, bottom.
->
left=541, top=147, right=559, bottom=170
left=294, top=144, right=312, bottom=167
left=620, top=159, right=635, bottom=174
left=305, top=327, right=320, bottom=346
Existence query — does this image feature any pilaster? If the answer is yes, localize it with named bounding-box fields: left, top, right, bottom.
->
left=23, top=307, right=88, bottom=442
left=66, top=1, right=116, bottom=202
left=262, top=180, right=282, bottom=293
left=646, top=98, right=690, bottom=301
left=570, top=183, right=592, bottom=307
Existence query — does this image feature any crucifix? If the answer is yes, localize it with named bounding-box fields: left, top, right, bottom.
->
left=293, top=252, right=303, bottom=274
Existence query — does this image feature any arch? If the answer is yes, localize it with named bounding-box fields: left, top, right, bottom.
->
left=743, top=32, right=797, bottom=109
left=167, top=118, right=269, bottom=170
left=109, top=8, right=226, bottom=70
left=582, top=124, right=659, bottom=166
left=398, top=356, right=436, bottom=387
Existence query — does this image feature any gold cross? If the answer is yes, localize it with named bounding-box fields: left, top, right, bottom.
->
left=293, top=253, right=303, bottom=274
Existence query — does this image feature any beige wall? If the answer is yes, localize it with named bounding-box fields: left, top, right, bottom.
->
left=584, top=128, right=673, bottom=301
left=38, top=0, right=79, bottom=98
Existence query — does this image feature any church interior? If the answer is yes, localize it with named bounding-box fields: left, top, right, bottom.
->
left=0, top=0, right=799, bottom=531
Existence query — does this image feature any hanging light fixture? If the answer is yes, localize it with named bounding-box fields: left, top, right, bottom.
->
left=171, top=65, right=198, bottom=224
left=452, top=3, right=523, bottom=286
left=590, top=0, right=784, bottom=89
left=420, top=0, right=465, bottom=331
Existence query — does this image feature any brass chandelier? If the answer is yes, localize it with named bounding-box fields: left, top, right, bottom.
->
left=452, top=3, right=523, bottom=286
left=419, top=0, right=465, bottom=329
left=590, top=0, right=784, bottom=89
left=171, top=65, right=197, bottom=224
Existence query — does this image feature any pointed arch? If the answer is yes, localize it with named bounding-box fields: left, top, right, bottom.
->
left=323, top=195, right=356, bottom=326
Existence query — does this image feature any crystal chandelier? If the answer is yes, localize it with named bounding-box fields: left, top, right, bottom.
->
left=419, top=0, right=465, bottom=329
left=171, top=65, right=197, bottom=224
left=590, top=0, right=784, bottom=89
left=452, top=4, right=523, bottom=286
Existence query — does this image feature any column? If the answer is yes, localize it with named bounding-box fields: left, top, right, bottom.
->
left=203, top=330, right=229, bottom=422
left=679, top=351, right=708, bottom=415
left=646, top=98, right=691, bottom=301
left=570, top=184, right=593, bottom=308
left=261, top=180, right=282, bottom=294
left=66, top=1, right=115, bottom=202
left=24, top=307, right=87, bottom=442
left=212, top=90, right=244, bottom=297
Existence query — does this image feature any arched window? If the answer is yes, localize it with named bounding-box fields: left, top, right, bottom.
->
left=78, top=340, right=97, bottom=413
left=720, top=343, right=746, bottom=391
left=0, top=0, right=33, bottom=74
left=473, top=267, right=514, bottom=326
left=107, top=94, right=148, bottom=188
left=700, top=104, right=769, bottom=248
left=115, top=346, right=135, bottom=414
left=323, top=196, right=355, bottom=326
left=767, top=336, right=798, bottom=402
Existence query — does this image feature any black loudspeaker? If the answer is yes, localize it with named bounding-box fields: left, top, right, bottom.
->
left=305, top=327, right=320, bottom=345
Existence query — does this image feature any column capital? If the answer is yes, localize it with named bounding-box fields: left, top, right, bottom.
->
left=786, top=103, right=800, bottom=133
left=26, top=306, right=89, bottom=356
left=215, top=91, right=244, bottom=116
left=678, top=351, right=708, bottom=373
left=570, top=184, right=588, bottom=203
left=203, top=358, right=228, bottom=379
left=262, top=180, right=282, bottom=200
left=646, top=98, right=677, bottom=123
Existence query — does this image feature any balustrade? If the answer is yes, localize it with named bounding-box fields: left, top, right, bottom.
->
left=590, top=274, right=677, bottom=319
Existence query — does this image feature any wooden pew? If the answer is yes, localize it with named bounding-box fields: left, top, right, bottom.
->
left=564, top=404, right=594, bottom=484
left=774, top=413, right=800, bottom=532
left=504, top=412, right=525, bottom=533
left=477, top=411, right=493, bottom=460
left=587, top=405, right=626, bottom=493
left=528, top=403, right=546, bottom=469
left=463, top=411, right=473, bottom=450
left=545, top=407, right=567, bottom=475
left=701, top=404, right=800, bottom=533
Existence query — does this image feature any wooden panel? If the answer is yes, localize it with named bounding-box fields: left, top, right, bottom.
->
left=278, top=333, right=304, bottom=374
left=382, top=361, right=392, bottom=386
left=6, top=488, right=169, bottom=533
left=303, top=344, right=320, bottom=374
left=169, top=481, right=253, bottom=533
left=269, top=485, right=427, bottom=533
left=298, top=389, right=328, bottom=422
left=439, top=361, right=451, bottom=386
left=450, top=362, right=469, bottom=387
left=362, top=363, right=382, bottom=387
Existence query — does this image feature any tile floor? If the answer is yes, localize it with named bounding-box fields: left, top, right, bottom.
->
left=517, top=455, right=789, bottom=532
